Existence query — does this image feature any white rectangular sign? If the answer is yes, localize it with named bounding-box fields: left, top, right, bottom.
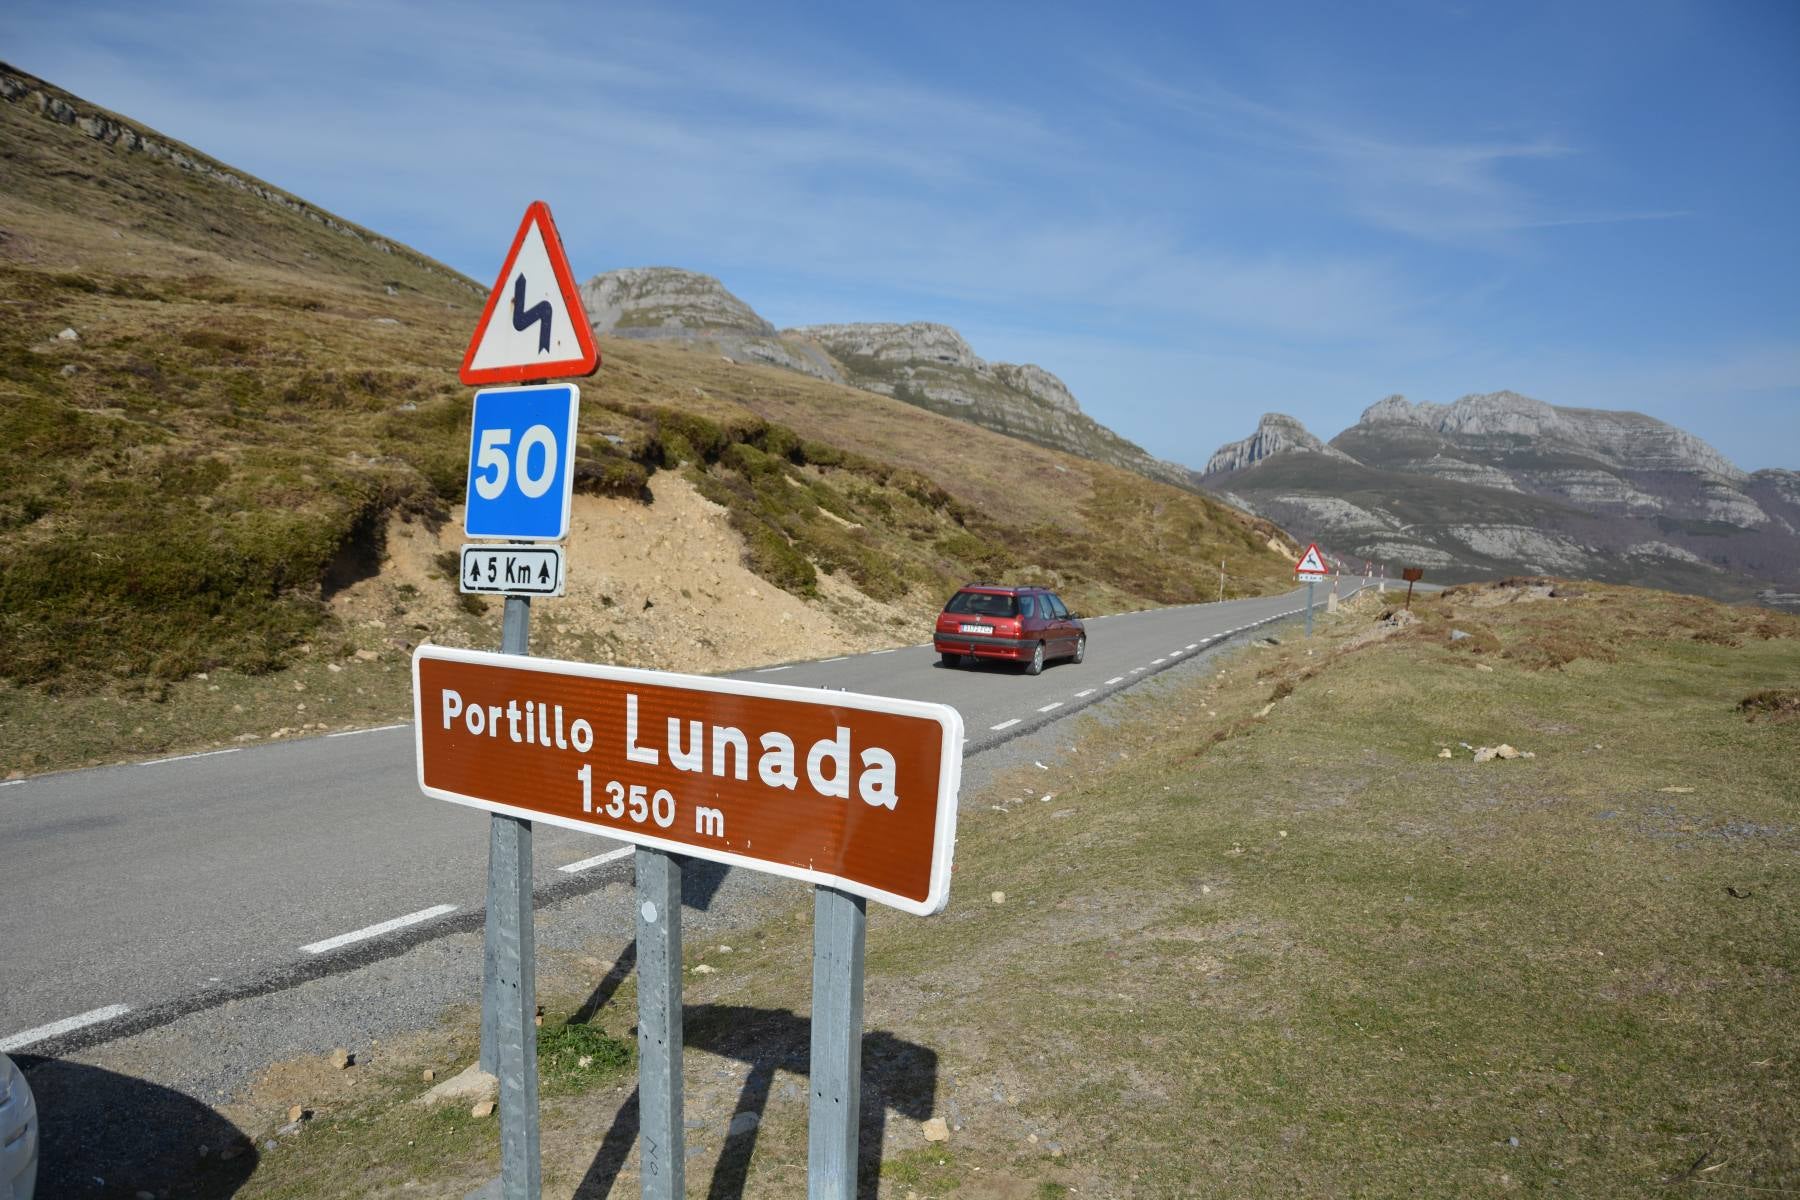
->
left=461, top=544, right=565, bottom=597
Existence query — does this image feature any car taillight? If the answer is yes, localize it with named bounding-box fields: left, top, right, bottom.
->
left=991, top=617, right=1020, bottom=635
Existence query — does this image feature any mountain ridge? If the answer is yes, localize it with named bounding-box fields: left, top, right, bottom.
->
left=1199, top=394, right=1798, bottom=609
left=577, top=266, right=1204, bottom=492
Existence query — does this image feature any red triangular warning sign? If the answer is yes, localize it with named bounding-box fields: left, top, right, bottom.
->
left=460, top=201, right=600, bottom=386
left=1295, top=543, right=1329, bottom=576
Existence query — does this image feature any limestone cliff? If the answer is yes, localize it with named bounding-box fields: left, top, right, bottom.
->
left=1201, top=390, right=1798, bottom=609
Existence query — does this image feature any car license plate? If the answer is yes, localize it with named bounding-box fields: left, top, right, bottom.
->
left=959, top=623, right=994, bottom=634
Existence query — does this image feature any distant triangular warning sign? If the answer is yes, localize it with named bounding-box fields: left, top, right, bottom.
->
left=460, top=201, right=599, bottom=386
left=1295, top=543, right=1329, bottom=576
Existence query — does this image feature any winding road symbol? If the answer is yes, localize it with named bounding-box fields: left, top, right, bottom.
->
left=510, top=273, right=553, bottom=354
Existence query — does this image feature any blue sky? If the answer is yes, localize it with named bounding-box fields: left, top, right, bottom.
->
left=6, top=0, right=1797, bottom=471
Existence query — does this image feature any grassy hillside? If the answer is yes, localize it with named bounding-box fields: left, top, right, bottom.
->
left=0, top=64, right=1296, bottom=766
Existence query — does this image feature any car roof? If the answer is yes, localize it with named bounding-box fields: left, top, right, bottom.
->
left=956, top=583, right=1049, bottom=595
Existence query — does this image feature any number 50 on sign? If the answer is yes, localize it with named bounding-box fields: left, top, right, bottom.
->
left=464, top=383, right=579, bottom=541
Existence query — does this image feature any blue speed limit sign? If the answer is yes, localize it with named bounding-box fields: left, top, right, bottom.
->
left=464, top=383, right=580, bottom=540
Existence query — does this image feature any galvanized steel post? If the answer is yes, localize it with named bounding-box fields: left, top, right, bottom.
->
left=808, top=885, right=867, bottom=1199
left=481, top=594, right=541, bottom=1199
left=635, top=848, right=685, bottom=1198
left=1305, top=580, right=1315, bottom=637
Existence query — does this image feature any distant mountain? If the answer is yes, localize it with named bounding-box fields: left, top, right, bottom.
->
left=1201, top=393, right=1800, bottom=610
left=577, top=268, right=1202, bottom=492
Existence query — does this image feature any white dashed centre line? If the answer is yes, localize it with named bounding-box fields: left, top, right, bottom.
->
left=1130, top=667, right=1146, bottom=674
left=557, top=846, right=635, bottom=875
left=1074, top=689, right=1095, bottom=698
left=1037, top=702, right=1063, bottom=713
left=1, top=1004, right=132, bottom=1053
left=1105, top=676, right=1125, bottom=685
left=301, top=904, right=458, bottom=955
left=1152, top=658, right=1166, bottom=664
left=990, top=718, right=1021, bottom=731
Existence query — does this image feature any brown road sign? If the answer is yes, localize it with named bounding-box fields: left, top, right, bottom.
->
left=413, top=646, right=964, bottom=915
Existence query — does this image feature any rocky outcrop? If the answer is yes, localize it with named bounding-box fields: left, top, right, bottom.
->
left=579, top=268, right=843, bottom=383
left=784, top=322, right=1203, bottom=491
left=1201, top=413, right=1354, bottom=476
left=1199, top=389, right=1799, bottom=609
left=1358, top=391, right=1746, bottom=481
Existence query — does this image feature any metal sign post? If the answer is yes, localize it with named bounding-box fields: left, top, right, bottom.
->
left=1305, top=580, right=1315, bottom=637
left=635, top=848, right=685, bottom=1197
left=455, top=200, right=598, bottom=1200
left=808, top=886, right=867, bottom=1197
left=1402, top=566, right=1424, bottom=609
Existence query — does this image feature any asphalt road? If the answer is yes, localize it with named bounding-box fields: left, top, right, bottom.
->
left=0, top=582, right=1356, bottom=1055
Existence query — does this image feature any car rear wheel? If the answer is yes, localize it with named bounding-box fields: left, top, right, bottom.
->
left=939, top=651, right=961, bottom=668
left=1073, top=634, right=1086, bottom=664
left=1025, top=641, right=1045, bottom=676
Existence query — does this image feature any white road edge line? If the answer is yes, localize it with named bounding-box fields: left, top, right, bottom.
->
left=756, top=665, right=793, bottom=674
left=820, top=656, right=848, bottom=663
left=137, top=748, right=240, bottom=768
left=1152, top=658, right=1166, bottom=664
left=301, top=904, right=458, bottom=955
left=871, top=648, right=898, bottom=655
left=1037, top=702, right=1063, bottom=713
left=326, top=723, right=410, bottom=739
left=1104, top=677, right=1125, bottom=685
left=558, top=846, right=635, bottom=875
left=990, top=718, right=1021, bottom=731
left=1186, top=643, right=1198, bottom=650
left=1, top=1004, right=132, bottom=1053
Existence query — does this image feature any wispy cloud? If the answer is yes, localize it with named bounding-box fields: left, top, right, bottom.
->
left=1112, top=69, right=1687, bottom=245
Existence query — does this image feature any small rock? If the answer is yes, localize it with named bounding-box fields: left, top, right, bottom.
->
left=277, top=1121, right=301, bottom=1136
left=415, top=1064, right=497, bottom=1108
left=1201, top=884, right=1212, bottom=894
left=330, top=1048, right=352, bottom=1070
left=327, top=663, right=342, bottom=673
left=287, top=1104, right=304, bottom=1122
left=692, top=963, right=717, bottom=975
left=1495, top=744, right=1521, bottom=760
left=1475, top=663, right=1495, bottom=673
left=60, top=363, right=78, bottom=377
left=1028, top=1133, right=1039, bottom=1144
left=421, top=1069, right=435, bottom=1083
left=728, top=1111, right=760, bottom=1136
left=354, top=649, right=379, bottom=662
left=1256, top=702, right=1276, bottom=718
left=577, top=1055, right=593, bottom=1069
left=717, top=945, right=733, bottom=953
left=1508, top=1136, right=1520, bottom=1147
left=922, top=1117, right=950, bottom=1143
left=1473, top=747, right=1499, bottom=763
left=1437, top=748, right=1453, bottom=759
left=990, top=891, right=1006, bottom=904
left=471, top=1100, right=496, bottom=1119
left=1450, top=629, right=1471, bottom=641
left=57, top=327, right=79, bottom=340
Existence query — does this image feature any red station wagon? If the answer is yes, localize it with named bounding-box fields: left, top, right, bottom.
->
left=933, top=584, right=1086, bottom=675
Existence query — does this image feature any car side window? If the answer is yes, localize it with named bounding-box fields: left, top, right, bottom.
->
left=1047, top=594, right=1069, bottom=619
left=1020, top=594, right=1036, bottom=618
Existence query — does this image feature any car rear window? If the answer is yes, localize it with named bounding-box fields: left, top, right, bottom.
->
left=945, top=590, right=1019, bottom=618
